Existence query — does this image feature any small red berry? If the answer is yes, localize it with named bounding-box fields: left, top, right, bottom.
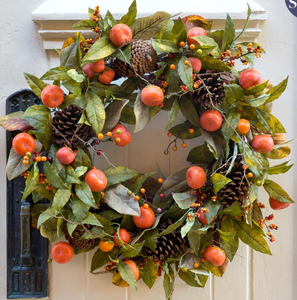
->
left=159, top=193, right=164, bottom=198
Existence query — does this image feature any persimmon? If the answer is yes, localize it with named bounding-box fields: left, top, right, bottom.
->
left=186, top=166, right=206, bottom=189
left=251, top=135, right=274, bottom=153
left=111, top=124, right=132, bottom=146
left=141, top=85, right=164, bottom=106
left=114, top=229, right=131, bottom=246
left=83, top=64, right=94, bottom=78
left=203, top=246, right=226, bottom=267
left=187, top=27, right=207, bottom=45
left=238, top=68, right=261, bottom=89
left=197, top=208, right=211, bottom=225
left=237, top=119, right=251, bottom=134
left=200, top=109, right=222, bottom=132
left=85, top=168, right=107, bottom=192
left=90, top=59, right=105, bottom=73
left=12, top=133, right=36, bottom=156
left=99, top=240, right=115, bottom=252
left=133, top=206, right=155, bottom=229
left=269, top=197, right=291, bottom=210
left=56, top=147, right=76, bottom=165
left=51, top=242, right=74, bottom=264
left=109, top=24, right=133, bottom=47
left=41, top=85, right=64, bottom=108
left=188, top=57, right=202, bottom=73
left=124, top=260, right=139, bottom=280
left=98, top=67, right=116, bottom=85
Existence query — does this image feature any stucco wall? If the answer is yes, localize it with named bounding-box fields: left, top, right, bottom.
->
left=0, top=0, right=297, bottom=299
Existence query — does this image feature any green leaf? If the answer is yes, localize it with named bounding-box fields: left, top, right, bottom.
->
left=181, top=217, right=195, bottom=238
left=91, top=248, right=118, bottom=272
left=244, top=80, right=268, bottom=95
left=267, top=161, right=293, bottom=175
left=199, top=55, right=230, bottom=72
left=131, top=172, right=156, bottom=193
left=203, top=198, right=221, bottom=224
left=211, top=173, right=232, bottom=194
left=134, top=92, right=150, bottom=133
left=263, top=179, right=294, bottom=203
left=103, top=10, right=117, bottom=31
left=103, top=166, right=138, bottom=188
left=72, top=195, right=90, bottom=222
left=24, top=73, right=47, bottom=97
left=141, top=258, right=158, bottom=289
left=178, top=96, right=200, bottom=127
left=159, top=212, right=187, bottom=236
left=255, top=108, right=286, bottom=134
left=65, top=165, right=81, bottom=184
left=113, top=44, right=131, bottom=63
left=121, top=241, right=145, bottom=258
left=67, top=69, right=85, bottom=83
left=120, top=0, right=137, bottom=26
left=155, top=19, right=174, bottom=40
left=75, top=166, right=88, bottom=178
left=178, top=57, right=194, bottom=92
left=141, top=228, right=158, bottom=252
left=168, top=17, right=187, bottom=44
left=41, top=66, right=71, bottom=81
left=266, top=76, right=289, bottom=103
left=234, top=4, right=251, bottom=41
left=221, top=107, right=240, bottom=140
left=52, top=189, right=71, bottom=211
left=234, top=220, right=272, bottom=255
left=75, top=182, right=97, bottom=208
left=173, top=193, right=196, bottom=209
left=201, top=129, right=224, bottom=160
left=85, top=91, right=105, bottom=135
left=60, top=37, right=81, bottom=68
left=187, top=219, right=202, bottom=255
left=152, top=39, right=180, bottom=55
left=117, top=261, right=138, bottom=291
left=217, top=229, right=236, bottom=242
left=179, top=269, right=201, bottom=287
left=130, top=12, right=171, bottom=40
left=102, top=99, right=129, bottom=132
left=22, top=163, right=39, bottom=201
left=104, top=184, right=140, bottom=216
left=249, top=94, right=270, bottom=107
left=187, top=144, right=214, bottom=164
left=191, top=36, right=220, bottom=57
left=72, top=148, right=92, bottom=169
left=169, top=121, right=201, bottom=140
left=82, top=36, right=117, bottom=64
left=163, top=265, right=175, bottom=300
left=72, top=20, right=97, bottom=29
left=220, top=201, right=242, bottom=216
left=221, top=218, right=239, bottom=261
left=224, top=84, right=244, bottom=104
left=43, top=161, right=68, bottom=189
left=40, top=218, right=58, bottom=242
left=221, top=14, right=235, bottom=51
left=82, top=212, right=103, bottom=227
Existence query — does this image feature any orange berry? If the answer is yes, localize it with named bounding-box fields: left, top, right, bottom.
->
left=170, top=64, right=176, bottom=70
left=167, top=132, right=173, bottom=137
left=173, top=146, right=177, bottom=151
left=36, top=156, right=41, bottom=162
left=184, top=60, right=190, bottom=66
left=134, top=195, right=140, bottom=201
left=189, top=44, right=195, bottom=50
left=158, top=178, right=163, bottom=184
left=23, top=156, right=29, bottom=161
left=143, top=203, right=149, bottom=209
left=140, top=188, right=145, bottom=194
left=247, top=172, right=253, bottom=178
left=107, top=132, right=112, bottom=137
left=193, top=262, right=199, bottom=268
left=115, top=137, right=121, bottom=143
left=41, top=156, right=47, bottom=161
left=98, top=133, right=104, bottom=139
left=180, top=41, right=185, bottom=47
left=242, top=165, right=249, bottom=170
left=201, top=258, right=206, bottom=263
left=23, top=160, right=29, bottom=165
left=182, top=143, right=187, bottom=148
left=189, top=128, right=194, bottom=134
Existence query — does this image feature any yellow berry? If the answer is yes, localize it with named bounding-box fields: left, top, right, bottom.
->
left=98, top=133, right=104, bottom=139
left=23, top=156, right=29, bottom=161
left=116, top=129, right=122, bottom=134
left=41, top=156, right=47, bottom=161
left=127, top=190, right=132, bottom=196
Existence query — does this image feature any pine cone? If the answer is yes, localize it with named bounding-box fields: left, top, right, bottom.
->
left=146, top=219, right=187, bottom=261
left=218, top=160, right=248, bottom=206
left=64, top=225, right=99, bottom=250
left=113, top=39, right=157, bottom=78
left=192, top=70, right=233, bottom=107
left=51, top=105, right=93, bottom=148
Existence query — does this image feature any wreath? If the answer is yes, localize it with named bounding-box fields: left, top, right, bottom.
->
left=1, top=1, right=294, bottom=298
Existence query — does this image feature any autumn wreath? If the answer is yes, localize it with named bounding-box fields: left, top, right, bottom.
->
left=1, top=1, right=294, bottom=298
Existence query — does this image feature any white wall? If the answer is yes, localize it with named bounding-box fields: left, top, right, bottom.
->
left=0, top=0, right=297, bottom=299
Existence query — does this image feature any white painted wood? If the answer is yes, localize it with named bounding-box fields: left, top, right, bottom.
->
left=1, top=0, right=297, bottom=300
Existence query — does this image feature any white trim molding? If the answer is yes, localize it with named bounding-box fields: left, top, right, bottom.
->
left=32, top=0, right=267, bottom=50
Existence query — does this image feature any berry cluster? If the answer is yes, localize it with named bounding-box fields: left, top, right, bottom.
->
left=91, top=6, right=101, bottom=34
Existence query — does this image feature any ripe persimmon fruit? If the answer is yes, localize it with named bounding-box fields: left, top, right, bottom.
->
left=99, top=240, right=115, bottom=252
left=114, top=229, right=131, bottom=246
left=124, top=260, right=140, bottom=280
left=200, top=109, right=222, bottom=132
left=251, top=135, right=274, bottom=153
left=141, top=85, right=164, bottom=106
left=41, top=85, right=64, bottom=108
left=237, top=119, right=251, bottom=134
left=204, top=246, right=226, bottom=267
left=12, top=133, right=36, bottom=156
left=90, top=59, right=105, bottom=73
left=83, top=64, right=94, bottom=78
left=85, top=168, right=107, bottom=192
left=186, top=166, right=206, bottom=190
left=269, top=197, right=291, bottom=210
left=109, top=24, right=133, bottom=47
left=187, top=27, right=207, bottom=46
left=133, top=206, right=155, bottom=229
left=238, top=68, right=261, bottom=89
left=56, top=147, right=76, bottom=165
left=51, top=242, right=74, bottom=264
left=197, top=208, right=211, bottom=225
left=98, top=67, right=116, bottom=85
left=188, top=57, right=202, bottom=73
left=111, top=124, right=132, bottom=146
